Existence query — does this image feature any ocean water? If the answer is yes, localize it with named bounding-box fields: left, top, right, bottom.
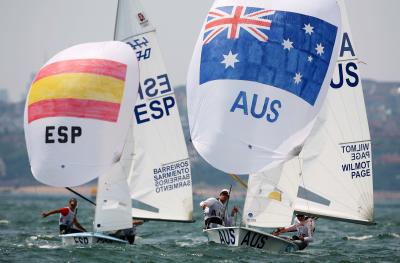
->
left=0, top=193, right=399, bottom=262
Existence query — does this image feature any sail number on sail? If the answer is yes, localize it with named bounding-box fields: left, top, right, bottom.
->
left=340, top=142, right=372, bottom=179
left=126, top=37, right=151, bottom=62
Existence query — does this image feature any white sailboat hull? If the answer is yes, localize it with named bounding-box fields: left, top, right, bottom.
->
left=61, top=232, right=128, bottom=246
left=204, top=227, right=298, bottom=253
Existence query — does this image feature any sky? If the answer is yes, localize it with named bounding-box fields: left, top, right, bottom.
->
left=0, top=0, right=399, bottom=102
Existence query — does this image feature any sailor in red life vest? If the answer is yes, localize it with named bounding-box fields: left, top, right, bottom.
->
left=42, top=198, right=87, bottom=234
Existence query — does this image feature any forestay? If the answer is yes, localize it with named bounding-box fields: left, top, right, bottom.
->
left=24, top=41, right=139, bottom=187
left=294, top=0, right=374, bottom=224
left=187, top=0, right=342, bottom=174
left=115, top=0, right=193, bottom=221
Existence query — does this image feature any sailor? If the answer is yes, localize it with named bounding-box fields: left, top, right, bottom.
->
left=111, top=220, right=144, bottom=244
left=200, top=189, right=239, bottom=229
left=41, top=197, right=87, bottom=234
left=273, top=214, right=315, bottom=250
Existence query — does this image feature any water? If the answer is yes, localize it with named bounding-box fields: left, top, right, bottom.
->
left=0, top=193, right=399, bottom=262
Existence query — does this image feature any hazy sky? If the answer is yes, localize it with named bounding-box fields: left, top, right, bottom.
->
left=0, top=0, right=398, bottom=102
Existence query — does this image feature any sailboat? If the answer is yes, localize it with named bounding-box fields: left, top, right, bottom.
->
left=26, top=0, right=193, bottom=246
left=243, top=0, right=374, bottom=241
left=24, top=41, right=140, bottom=245
left=64, top=0, right=194, bottom=245
left=187, top=0, right=343, bottom=252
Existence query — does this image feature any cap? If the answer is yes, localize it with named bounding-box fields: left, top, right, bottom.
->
left=219, top=189, right=230, bottom=196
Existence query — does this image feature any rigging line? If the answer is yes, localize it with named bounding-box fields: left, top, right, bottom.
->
left=339, top=139, right=371, bottom=145
left=298, top=155, right=311, bottom=214
left=113, top=0, right=120, bottom=41
left=145, top=92, right=175, bottom=102
left=163, top=158, right=190, bottom=167
left=229, top=174, right=248, bottom=189
left=337, top=58, right=358, bottom=63
left=65, top=187, right=96, bottom=206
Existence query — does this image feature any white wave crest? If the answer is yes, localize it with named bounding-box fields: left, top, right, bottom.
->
left=346, top=235, right=373, bottom=240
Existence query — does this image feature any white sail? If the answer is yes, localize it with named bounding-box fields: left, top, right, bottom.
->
left=94, top=162, right=132, bottom=232
left=187, top=0, right=342, bottom=175
left=114, top=0, right=155, bottom=40
left=293, top=0, right=374, bottom=224
left=24, top=41, right=139, bottom=187
left=244, top=157, right=301, bottom=228
left=115, top=0, right=193, bottom=222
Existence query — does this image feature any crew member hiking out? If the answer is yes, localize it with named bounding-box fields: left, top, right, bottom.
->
left=272, top=214, right=316, bottom=250
left=42, top=197, right=87, bottom=234
left=200, top=188, right=239, bottom=229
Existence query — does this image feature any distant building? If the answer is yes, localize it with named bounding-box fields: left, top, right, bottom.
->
left=0, top=89, right=9, bottom=102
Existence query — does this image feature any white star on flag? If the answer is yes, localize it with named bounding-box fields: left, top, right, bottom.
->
left=293, top=72, right=302, bottom=84
left=282, top=38, right=294, bottom=51
left=308, top=56, right=313, bottom=62
left=315, top=43, right=325, bottom=56
left=221, top=51, right=239, bottom=69
left=303, top=23, right=314, bottom=35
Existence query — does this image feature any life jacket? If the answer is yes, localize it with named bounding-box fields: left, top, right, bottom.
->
left=203, top=198, right=225, bottom=220
left=59, top=207, right=75, bottom=227
left=202, top=197, right=232, bottom=227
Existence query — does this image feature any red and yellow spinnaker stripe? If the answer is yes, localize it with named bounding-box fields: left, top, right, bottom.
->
left=28, top=59, right=127, bottom=123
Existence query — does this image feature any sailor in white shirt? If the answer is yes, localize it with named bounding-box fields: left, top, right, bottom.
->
left=273, top=214, right=316, bottom=250
left=200, top=189, right=239, bottom=229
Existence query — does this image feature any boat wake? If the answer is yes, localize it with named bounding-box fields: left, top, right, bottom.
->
left=0, top=219, right=9, bottom=225
left=343, top=235, right=373, bottom=240
left=175, top=235, right=207, bottom=247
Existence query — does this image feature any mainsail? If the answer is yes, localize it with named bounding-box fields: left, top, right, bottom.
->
left=243, top=0, right=374, bottom=227
left=294, top=0, right=374, bottom=225
left=24, top=41, right=139, bottom=187
left=187, top=0, right=342, bottom=175
left=115, top=0, right=193, bottom=222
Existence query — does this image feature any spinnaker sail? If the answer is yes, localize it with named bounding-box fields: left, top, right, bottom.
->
left=24, top=41, right=139, bottom=187
left=187, top=0, right=342, bottom=175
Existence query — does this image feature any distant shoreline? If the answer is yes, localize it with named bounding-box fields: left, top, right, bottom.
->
left=0, top=185, right=399, bottom=200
